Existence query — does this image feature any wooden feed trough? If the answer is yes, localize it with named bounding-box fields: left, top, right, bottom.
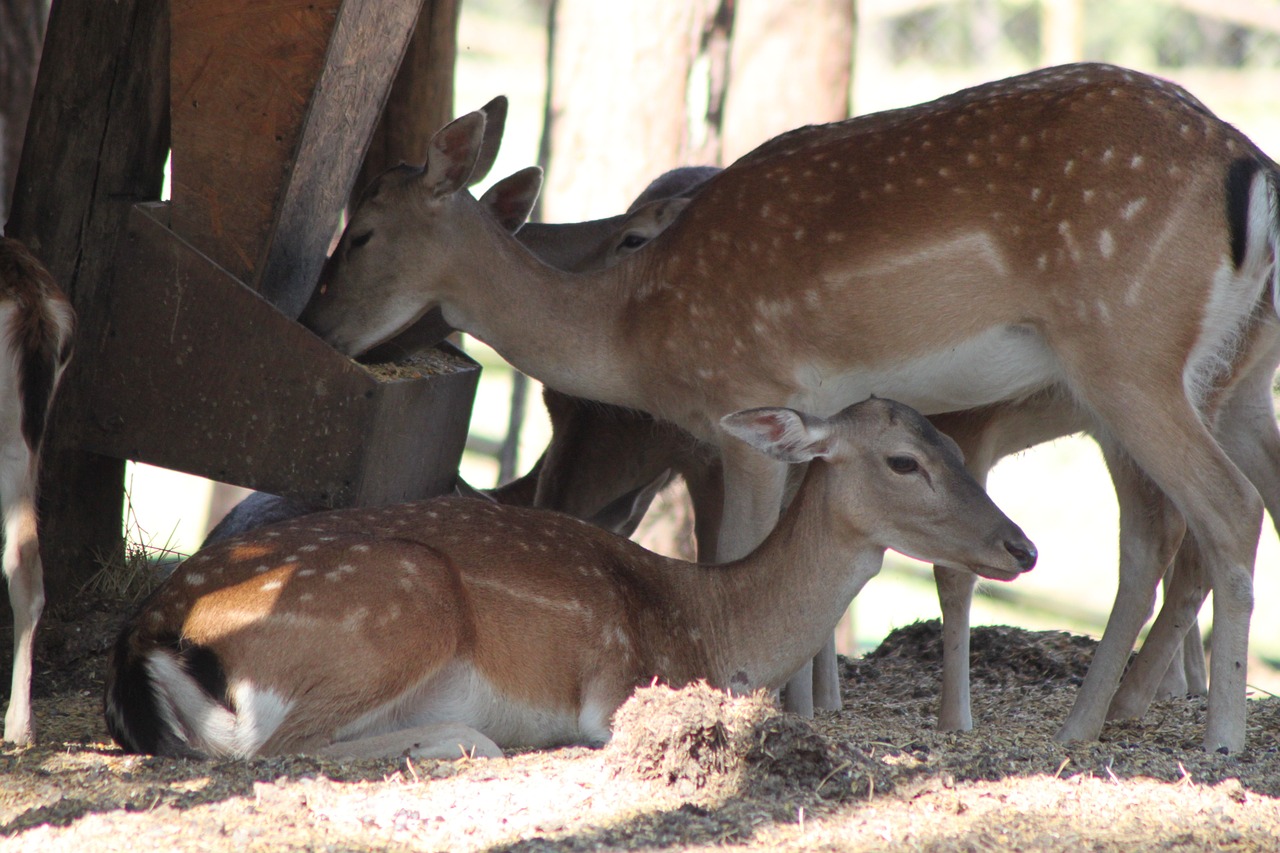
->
left=10, top=0, right=474, bottom=592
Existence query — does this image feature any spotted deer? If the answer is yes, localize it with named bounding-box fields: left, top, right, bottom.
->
left=503, top=168, right=1277, bottom=733
left=509, top=163, right=1256, bottom=727
left=104, top=397, right=1035, bottom=760
left=0, top=237, right=75, bottom=746
left=302, top=64, right=1280, bottom=752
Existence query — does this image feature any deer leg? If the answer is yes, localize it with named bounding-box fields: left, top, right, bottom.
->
left=1078, top=378, right=1261, bottom=752
left=315, top=723, right=504, bottom=761
left=1109, top=538, right=1210, bottom=721
left=934, top=564, right=976, bottom=731
left=930, top=447, right=999, bottom=733
left=3, top=446, right=42, bottom=746
left=1177, top=620, right=1208, bottom=697
left=683, top=455, right=724, bottom=563
left=1055, top=444, right=1184, bottom=743
left=812, top=636, right=841, bottom=711
left=1115, top=347, right=1279, bottom=714
left=1152, top=569, right=1204, bottom=700
left=714, top=438, right=788, bottom=562
left=716, top=440, right=808, bottom=714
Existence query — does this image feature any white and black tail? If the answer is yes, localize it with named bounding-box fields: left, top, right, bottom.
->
left=1223, top=157, right=1280, bottom=318
left=104, top=613, right=235, bottom=758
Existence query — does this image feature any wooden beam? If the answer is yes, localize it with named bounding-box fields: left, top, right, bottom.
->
left=354, top=0, right=461, bottom=197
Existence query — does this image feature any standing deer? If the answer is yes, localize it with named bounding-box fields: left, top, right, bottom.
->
left=0, top=237, right=75, bottom=745
left=301, top=65, right=1280, bottom=752
left=505, top=170, right=1279, bottom=733
left=103, top=397, right=1035, bottom=760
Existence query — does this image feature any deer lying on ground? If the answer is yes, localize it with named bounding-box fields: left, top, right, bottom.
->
left=301, top=64, right=1280, bottom=752
left=0, top=237, right=75, bottom=746
left=104, top=397, right=1034, bottom=760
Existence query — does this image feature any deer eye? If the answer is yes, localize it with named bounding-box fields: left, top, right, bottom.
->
left=887, top=456, right=919, bottom=474
left=350, top=230, right=373, bottom=249
left=618, top=232, right=648, bottom=250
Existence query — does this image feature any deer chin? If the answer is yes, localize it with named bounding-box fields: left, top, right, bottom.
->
left=969, top=563, right=1028, bottom=582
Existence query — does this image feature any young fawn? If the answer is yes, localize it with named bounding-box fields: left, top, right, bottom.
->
left=0, top=237, right=75, bottom=745
left=104, top=397, right=1034, bottom=760
left=301, top=65, right=1279, bottom=751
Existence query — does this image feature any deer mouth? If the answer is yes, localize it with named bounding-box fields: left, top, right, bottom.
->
left=969, top=563, right=1031, bottom=582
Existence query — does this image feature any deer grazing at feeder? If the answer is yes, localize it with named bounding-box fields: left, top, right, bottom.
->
left=204, top=167, right=708, bottom=548
left=104, top=397, right=1035, bottom=760
left=301, top=64, right=1280, bottom=753
left=0, top=237, right=75, bottom=746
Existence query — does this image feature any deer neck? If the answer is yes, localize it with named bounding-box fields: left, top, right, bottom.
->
left=674, top=463, right=885, bottom=694
left=435, top=206, right=633, bottom=403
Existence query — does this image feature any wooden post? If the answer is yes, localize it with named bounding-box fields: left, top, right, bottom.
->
left=6, top=0, right=171, bottom=603
left=0, top=0, right=48, bottom=222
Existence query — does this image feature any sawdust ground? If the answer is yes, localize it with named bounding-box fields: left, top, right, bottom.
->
left=2, top=607, right=1279, bottom=852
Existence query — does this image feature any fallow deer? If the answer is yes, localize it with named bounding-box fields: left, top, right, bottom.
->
left=0, top=236, right=75, bottom=745
left=103, top=397, right=1035, bottom=760
left=301, top=65, right=1280, bottom=752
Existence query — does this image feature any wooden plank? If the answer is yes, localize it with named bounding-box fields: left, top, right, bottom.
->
left=168, top=0, right=343, bottom=285
left=354, top=0, right=460, bottom=198
left=257, top=0, right=427, bottom=317
left=7, top=0, right=170, bottom=598
left=82, top=204, right=479, bottom=507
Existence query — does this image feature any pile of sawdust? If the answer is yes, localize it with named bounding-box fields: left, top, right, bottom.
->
left=606, top=680, right=887, bottom=802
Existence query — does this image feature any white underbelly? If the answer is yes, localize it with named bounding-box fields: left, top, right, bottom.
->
left=795, top=324, right=1061, bottom=416
left=331, top=661, right=604, bottom=750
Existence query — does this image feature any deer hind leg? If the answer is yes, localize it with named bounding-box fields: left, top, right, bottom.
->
left=1107, top=536, right=1210, bottom=722
left=1054, top=441, right=1185, bottom=744
left=811, top=636, right=842, bottom=712
left=2, top=440, right=41, bottom=746
left=1071, top=374, right=1262, bottom=752
left=315, top=723, right=503, bottom=761
left=1153, top=568, right=1206, bottom=700
left=1113, top=334, right=1280, bottom=715
left=715, top=439, right=823, bottom=714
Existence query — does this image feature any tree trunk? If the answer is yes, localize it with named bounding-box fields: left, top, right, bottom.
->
left=542, top=0, right=713, bottom=222
left=720, top=0, right=854, bottom=164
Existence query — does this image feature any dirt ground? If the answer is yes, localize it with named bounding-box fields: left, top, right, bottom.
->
left=2, top=607, right=1279, bottom=852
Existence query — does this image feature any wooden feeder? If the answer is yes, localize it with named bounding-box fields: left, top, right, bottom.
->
left=70, top=0, right=476, bottom=511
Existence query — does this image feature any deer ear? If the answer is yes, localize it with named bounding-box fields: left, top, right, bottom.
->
left=720, top=408, right=834, bottom=464
left=479, top=167, right=543, bottom=232
left=421, top=110, right=487, bottom=197
left=469, top=96, right=509, bottom=187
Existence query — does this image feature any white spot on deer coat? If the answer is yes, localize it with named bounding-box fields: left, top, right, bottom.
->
left=1098, top=230, right=1116, bottom=259
left=1122, top=198, right=1147, bottom=221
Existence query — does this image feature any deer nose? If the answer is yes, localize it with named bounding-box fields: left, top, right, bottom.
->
left=1005, top=537, right=1038, bottom=572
